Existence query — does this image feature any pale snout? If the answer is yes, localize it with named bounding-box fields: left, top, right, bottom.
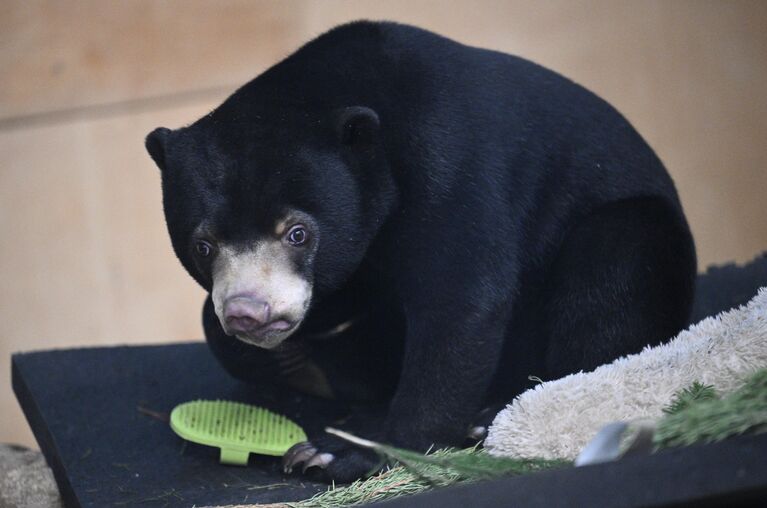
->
left=223, top=294, right=295, bottom=335
left=224, top=294, right=270, bottom=333
left=211, top=241, right=312, bottom=348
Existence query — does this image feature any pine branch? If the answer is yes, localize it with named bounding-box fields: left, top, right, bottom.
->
left=655, top=369, right=767, bottom=448
left=662, top=381, right=718, bottom=415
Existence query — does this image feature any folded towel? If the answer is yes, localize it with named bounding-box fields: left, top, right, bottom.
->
left=486, top=287, right=767, bottom=459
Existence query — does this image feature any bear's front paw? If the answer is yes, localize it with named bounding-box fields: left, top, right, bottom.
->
left=282, top=434, right=384, bottom=483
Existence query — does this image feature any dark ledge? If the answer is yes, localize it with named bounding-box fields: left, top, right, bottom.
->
left=13, top=342, right=767, bottom=508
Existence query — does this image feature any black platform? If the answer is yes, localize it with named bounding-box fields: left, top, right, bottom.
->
left=12, top=342, right=767, bottom=508
left=382, top=433, right=767, bottom=508
left=12, top=343, right=353, bottom=507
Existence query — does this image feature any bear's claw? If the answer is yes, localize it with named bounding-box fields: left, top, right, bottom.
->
left=302, top=452, right=335, bottom=473
left=466, top=425, right=487, bottom=441
left=283, top=442, right=336, bottom=474
left=282, top=442, right=319, bottom=473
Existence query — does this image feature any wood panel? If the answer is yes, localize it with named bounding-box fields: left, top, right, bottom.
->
left=0, top=102, right=212, bottom=447
left=0, top=0, right=307, bottom=121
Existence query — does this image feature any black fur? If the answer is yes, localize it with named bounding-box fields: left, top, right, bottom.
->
left=146, top=21, right=697, bottom=481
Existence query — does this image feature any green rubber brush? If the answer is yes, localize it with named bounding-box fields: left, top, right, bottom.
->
left=170, top=399, right=307, bottom=465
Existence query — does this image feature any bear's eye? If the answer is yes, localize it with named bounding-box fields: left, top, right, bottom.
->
left=286, top=225, right=308, bottom=246
left=195, top=240, right=214, bottom=258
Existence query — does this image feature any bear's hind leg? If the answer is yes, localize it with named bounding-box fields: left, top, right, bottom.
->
left=542, top=197, right=696, bottom=380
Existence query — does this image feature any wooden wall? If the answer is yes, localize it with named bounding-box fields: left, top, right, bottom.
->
left=2, top=0, right=766, bottom=448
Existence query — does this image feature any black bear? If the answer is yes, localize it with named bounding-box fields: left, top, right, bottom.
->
left=146, top=21, right=696, bottom=481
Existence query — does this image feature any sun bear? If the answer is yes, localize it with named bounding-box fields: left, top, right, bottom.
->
left=145, top=21, right=696, bottom=481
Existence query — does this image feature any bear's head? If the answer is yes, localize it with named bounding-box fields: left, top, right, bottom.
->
left=145, top=100, right=397, bottom=349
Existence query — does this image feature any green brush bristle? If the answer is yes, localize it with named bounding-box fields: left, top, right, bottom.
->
left=170, top=400, right=306, bottom=465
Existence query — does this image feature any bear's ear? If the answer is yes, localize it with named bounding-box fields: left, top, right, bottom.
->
left=335, top=106, right=380, bottom=147
left=145, top=127, right=172, bottom=170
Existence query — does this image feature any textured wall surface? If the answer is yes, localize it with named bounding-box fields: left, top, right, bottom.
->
left=1, top=0, right=766, bottom=448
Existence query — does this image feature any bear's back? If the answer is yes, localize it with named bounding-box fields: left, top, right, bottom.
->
left=205, top=20, right=683, bottom=256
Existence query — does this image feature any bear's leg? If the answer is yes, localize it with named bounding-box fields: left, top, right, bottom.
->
left=304, top=312, right=404, bottom=402
left=284, top=314, right=509, bottom=482
left=291, top=280, right=403, bottom=401
left=541, top=197, right=696, bottom=380
left=283, top=286, right=513, bottom=481
left=283, top=267, right=512, bottom=481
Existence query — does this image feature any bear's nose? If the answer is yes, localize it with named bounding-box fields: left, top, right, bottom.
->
left=223, top=296, right=271, bottom=333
